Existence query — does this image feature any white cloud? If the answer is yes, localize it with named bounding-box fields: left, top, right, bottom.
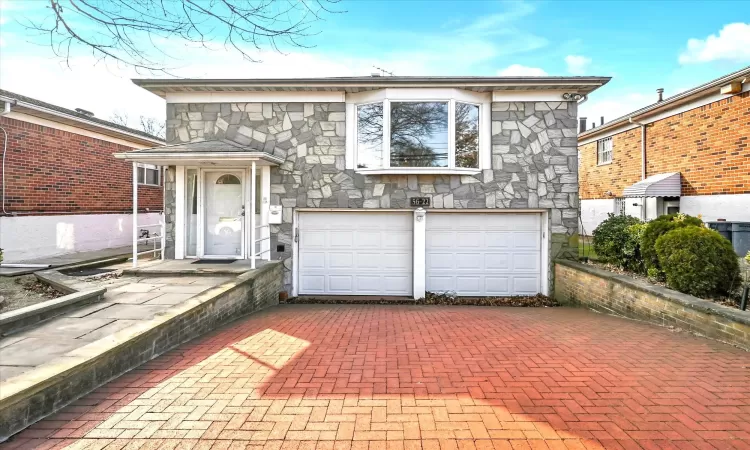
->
left=497, top=64, right=548, bottom=76
left=679, top=23, right=750, bottom=64
left=565, top=55, right=592, bottom=75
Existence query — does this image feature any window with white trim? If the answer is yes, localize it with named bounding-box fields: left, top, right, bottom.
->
left=137, top=163, right=161, bottom=186
left=596, top=137, right=613, bottom=165
left=350, top=89, right=488, bottom=171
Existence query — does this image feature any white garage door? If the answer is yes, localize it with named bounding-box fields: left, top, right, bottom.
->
left=426, top=213, right=542, bottom=296
left=298, top=212, right=413, bottom=296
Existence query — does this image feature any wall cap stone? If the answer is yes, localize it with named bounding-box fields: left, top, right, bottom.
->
left=555, top=259, right=750, bottom=327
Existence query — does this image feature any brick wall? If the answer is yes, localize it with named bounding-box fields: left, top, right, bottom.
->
left=0, top=116, right=162, bottom=214
left=555, top=260, right=750, bottom=350
left=579, top=90, right=750, bottom=199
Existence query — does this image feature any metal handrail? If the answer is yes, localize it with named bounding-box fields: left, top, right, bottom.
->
left=137, top=236, right=161, bottom=242
left=138, top=223, right=163, bottom=228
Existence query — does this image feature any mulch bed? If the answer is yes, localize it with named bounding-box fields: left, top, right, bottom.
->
left=282, top=292, right=558, bottom=307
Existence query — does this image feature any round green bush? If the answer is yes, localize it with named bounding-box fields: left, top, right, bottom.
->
left=592, top=214, right=644, bottom=271
left=655, top=225, right=740, bottom=298
left=641, top=213, right=703, bottom=274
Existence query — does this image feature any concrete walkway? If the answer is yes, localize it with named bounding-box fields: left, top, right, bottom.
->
left=0, top=274, right=231, bottom=381
left=5, top=305, right=749, bottom=449
left=0, top=246, right=139, bottom=276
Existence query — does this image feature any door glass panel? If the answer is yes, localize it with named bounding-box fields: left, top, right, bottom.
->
left=204, top=171, right=243, bottom=257
left=185, top=169, right=198, bottom=256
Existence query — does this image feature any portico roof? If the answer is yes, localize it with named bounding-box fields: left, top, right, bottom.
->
left=113, top=140, right=283, bottom=166
left=623, top=172, right=682, bottom=198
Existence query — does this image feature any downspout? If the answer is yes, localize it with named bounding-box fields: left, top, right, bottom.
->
left=629, top=117, right=647, bottom=220
left=0, top=99, right=16, bottom=215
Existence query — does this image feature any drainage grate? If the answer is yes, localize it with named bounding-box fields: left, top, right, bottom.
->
left=191, top=259, right=237, bottom=264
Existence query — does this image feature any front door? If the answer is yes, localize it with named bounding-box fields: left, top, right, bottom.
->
left=203, top=170, right=244, bottom=258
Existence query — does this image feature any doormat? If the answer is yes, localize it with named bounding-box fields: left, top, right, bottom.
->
left=191, top=259, right=237, bottom=264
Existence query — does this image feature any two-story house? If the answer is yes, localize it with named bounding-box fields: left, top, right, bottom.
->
left=116, top=76, right=609, bottom=298
left=578, top=66, right=750, bottom=234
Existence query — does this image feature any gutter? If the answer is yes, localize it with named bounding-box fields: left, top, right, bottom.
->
left=628, top=117, right=648, bottom=221
left=0, top=95, right=163, bottom=147
left=1, top=99, right=16, bottom=215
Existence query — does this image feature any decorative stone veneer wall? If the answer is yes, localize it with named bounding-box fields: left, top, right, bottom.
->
left=166, top=100, right=580, bottom=291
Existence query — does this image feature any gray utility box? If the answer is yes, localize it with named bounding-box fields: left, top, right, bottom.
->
left=707, top=221, right=750, bottom=256
left=732, top=223, right=750, bottom=257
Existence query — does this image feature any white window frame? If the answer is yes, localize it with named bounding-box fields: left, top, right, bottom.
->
left=345, top=88, right=491, bottom=173
left=137, top=163, right=161, bottom=186
left=596, top=137, right=613, bottom=165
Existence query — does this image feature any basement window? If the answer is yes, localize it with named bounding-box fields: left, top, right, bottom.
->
left=596, top=137, right=613, bottom=165
left=137, top=163, right=161, bottom=186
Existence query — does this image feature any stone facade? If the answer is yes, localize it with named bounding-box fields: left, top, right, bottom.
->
left=166, top=100, right=580, bottom=291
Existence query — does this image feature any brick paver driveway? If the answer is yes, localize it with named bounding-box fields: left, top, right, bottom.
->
left=5, top=305, right=750, bottom=449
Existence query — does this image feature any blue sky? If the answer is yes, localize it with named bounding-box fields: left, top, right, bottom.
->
left=0, top=0, right=748, bottom=129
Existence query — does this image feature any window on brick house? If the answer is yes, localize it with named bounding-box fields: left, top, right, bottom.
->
left=596, top=137, right=613, bottom=165
left=137, top=163, right=161, bottom=186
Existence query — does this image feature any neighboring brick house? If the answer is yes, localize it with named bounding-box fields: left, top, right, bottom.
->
left=578, top=66, right=750, bottom=234
left=0, top=90, right=165, bottom=261
left=117, top=76, right=609, bottom=298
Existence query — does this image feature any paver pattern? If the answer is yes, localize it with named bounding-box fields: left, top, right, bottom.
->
left=3, top=305, right=750, bottom=449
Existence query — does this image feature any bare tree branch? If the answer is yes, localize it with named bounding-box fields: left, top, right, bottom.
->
left=22, top=0, right=344, bottom=73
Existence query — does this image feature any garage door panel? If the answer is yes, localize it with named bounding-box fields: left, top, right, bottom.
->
left=514, top=253, right=539, bottom=271
left=485, top=232, right=512, bottom=248
left=513, top=277, right=539, bottom=294
left=457, top=232, right=482, bottom=247
left=456, top=253, right=481, bottom=270
left=301, top=231, right=326, bottom=247
left=485, top=277, right=510, bottom=295
left=485, top=253, right=510, bottom=270
left=329, top=252, right=354, bottom=269
left=299, top=212, right=413, bottom=296
left=300, top=252, right=326, bottom=269
left=426, top=213, right=542, bottom=296
left=329, top=275, right=353, bottom=292
left=427, top=253, right=454, bottom=270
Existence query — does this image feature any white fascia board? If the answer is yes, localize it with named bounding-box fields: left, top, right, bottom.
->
left=114, top=152, right=284, bottom=165
left=492, top=90, right=576, bottom=102
left=345, top=88, right=490, bottom=104
left=165, top=91, right=345, bottom=104
left=579, top=81, right=750, bottom=145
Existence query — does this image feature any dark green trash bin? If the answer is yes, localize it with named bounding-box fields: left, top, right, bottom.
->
left=707, top=221, right=732, bottom=243
left=731, top=222, right=750, bottom=256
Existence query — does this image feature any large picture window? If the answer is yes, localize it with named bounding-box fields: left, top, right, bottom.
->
left=354, top=96, right=484, bottom=171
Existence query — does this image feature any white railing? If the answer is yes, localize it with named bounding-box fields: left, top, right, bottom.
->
left=132, top=161, right=165, bottom=268
left=251, top=224, right=270, bottom=269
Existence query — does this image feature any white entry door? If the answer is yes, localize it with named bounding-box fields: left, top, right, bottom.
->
left=203, top=170, right=244, bottom=258
left=426, top=213, right=542, bottom=296
left=298, top=212, right=413, bottom=296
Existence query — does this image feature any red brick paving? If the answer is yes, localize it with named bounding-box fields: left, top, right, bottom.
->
left=3, top=305, right=750, bottom=450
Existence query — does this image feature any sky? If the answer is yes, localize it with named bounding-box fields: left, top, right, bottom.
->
left=0, top=0, right=749, bottom=132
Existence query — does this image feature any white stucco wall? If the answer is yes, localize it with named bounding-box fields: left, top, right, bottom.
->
left=0, top=212, right=162, bottom=262
left=680, top=194, right=750, bottom=222
left=580, top=199, right=615, bottom=235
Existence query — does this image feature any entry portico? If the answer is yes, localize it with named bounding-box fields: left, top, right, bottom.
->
left=115, top=140, right=282, bottom=268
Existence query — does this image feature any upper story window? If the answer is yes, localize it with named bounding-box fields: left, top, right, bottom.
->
left=137, top=163, right=161, bottom=186
left=347, top=89, right=490, bottom=173
left=597, top=137, right=613, bottom=165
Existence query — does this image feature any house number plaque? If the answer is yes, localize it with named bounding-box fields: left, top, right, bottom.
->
left=410, top=197, right=431, bottom=207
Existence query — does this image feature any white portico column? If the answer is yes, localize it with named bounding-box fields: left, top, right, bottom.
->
left=132, top=162, right=138, bottom=268
left=251, top=161, right=257, bottom=269
left=413, top=207, right=427, bottom=299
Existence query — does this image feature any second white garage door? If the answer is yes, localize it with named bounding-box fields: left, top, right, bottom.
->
left=298, top=212, right=413, bottom=296
left=426, top=213, right=542, bottom=296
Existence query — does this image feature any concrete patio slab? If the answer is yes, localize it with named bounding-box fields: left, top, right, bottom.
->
left=142, top=293, right=195, bottom=305
left=11, top=317, right=115, bottom=339
left=0, top=246, right=136, bottom=277
left=83, top=303, right=172, bottom=320
left=0, top=337, right=83, bottom=367
left=5, top=304, right=749, bottom=449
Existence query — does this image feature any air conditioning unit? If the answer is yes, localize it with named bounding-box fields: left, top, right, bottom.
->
left=663, top=199, right=680, bottom=215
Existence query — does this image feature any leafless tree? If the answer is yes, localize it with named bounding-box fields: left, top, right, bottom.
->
left=455, top=103, right=479, bottom=168
left=109, top=112, right=165, bottom=138
left=24, top=0, right=343, bottom=73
